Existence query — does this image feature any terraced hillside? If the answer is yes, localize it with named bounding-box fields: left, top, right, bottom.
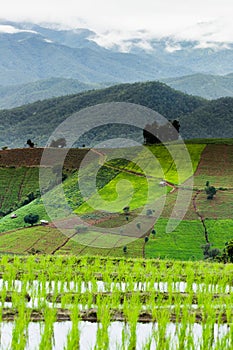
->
left=146, top=144, right=233, bottom=259
left=0, top=148, right=88, bottom=216
left=0, top=143, right=233, bottom=260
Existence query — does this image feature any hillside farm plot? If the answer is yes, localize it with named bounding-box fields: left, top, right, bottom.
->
left=195, top=190, right=233, bottom=219
left=60, top=234, right=144, bottom=258
left=205, top=219, right=233, bottom=250
left=0, top=167, right=39, bottom=215
left=0, top=148, right=89, bottom=168
left=0, top=225, right=145, bottom=257
left=145, top=219, right=206, bottom=260
left=0, top=144, right=214, bottom=260
left=194, top=144, right=233, bottom=188
left=121, top=144, right=205, bottom=184
left=0, top=226, right=71, bottom=254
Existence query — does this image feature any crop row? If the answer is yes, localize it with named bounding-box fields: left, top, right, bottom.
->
left=0, top=255, right=232, bottom=349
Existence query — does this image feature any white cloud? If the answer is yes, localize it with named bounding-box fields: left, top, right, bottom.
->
left=0, top=0, right=232, bottom=43
left=0, top=24, right=37, bottom=34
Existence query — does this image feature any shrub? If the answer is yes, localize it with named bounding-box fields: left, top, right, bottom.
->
left=24, top=213, right=39, bottom=226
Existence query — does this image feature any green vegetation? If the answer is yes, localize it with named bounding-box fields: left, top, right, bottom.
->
left=162, top=72, right=233, bottom=100
left=205, top=219, right=233, bottom=251
left=0, top=81, right=205, bottom=148
left=0, top=255, right=232, bottom=348
left=145, top=219, right=206, bottom=260
left=0, top=77, right=109, bottom=109
left=0, top=167, right=39, bottom=216
left=180, top=97, right=233, bottom=139
left=0, top=142, right=233, bottom=261
left=24, top=213, right=39, bottom=226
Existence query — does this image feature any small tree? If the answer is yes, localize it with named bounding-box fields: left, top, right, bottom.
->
left=123, top=246, right=127, bottom=253
left=50, top=137, right=66, bottom=148
left=145, top=236, right=149, bottom=243
left=151, top=229, right=156, bottom=237
left=205, top=181, right=217, bottom=200
left=26, top=139, right=34, bottom=148
left=24, top=213, right=39, bottom=226
left=123, top=206, right=130, bottom=214
left=201, top=243, right=220, bottom=260
left=226, top=239, right=233, bottom=262
left=146, top=209, right=153, bottom=216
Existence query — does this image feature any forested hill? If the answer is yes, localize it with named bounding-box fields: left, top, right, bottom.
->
left=180, top=97, right=233, bottom=139
left=0, top=81, right=206, bottom=148
left=162, top=73, right=233, bottom=100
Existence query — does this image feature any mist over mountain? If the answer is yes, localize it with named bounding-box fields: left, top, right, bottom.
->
left=0, top=21, right=233, bottom=88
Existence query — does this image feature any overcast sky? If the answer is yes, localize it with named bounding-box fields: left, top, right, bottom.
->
left=1, top=0, right=232, bottom=43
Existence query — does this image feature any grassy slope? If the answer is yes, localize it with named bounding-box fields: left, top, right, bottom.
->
left=145, top=219, right=206, bottom=260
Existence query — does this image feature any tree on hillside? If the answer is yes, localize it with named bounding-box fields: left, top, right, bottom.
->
left=202, top=243, right=220, bottom=260
left=24, top=213, right=39, bottom=226
left=143, top=120, right=180, bottom=144
left=123, top=246, right=127, bottom=253
left=49, top=137, right=67, bottom=148
left=226, top=239, right=233, bottom=262
left=205, top=181, right=217, bottom=200
left=123, top=206, right=130, bottom=214
left=26, top=139, right=34, bottom=148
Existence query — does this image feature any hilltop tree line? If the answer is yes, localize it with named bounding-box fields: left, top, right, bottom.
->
left=143, top=120, right=180, bottom=144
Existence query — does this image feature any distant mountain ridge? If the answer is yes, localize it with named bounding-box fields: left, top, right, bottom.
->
left=0, top=21, right=233, bottom=87
left=162, top=73, right=233, bottom=100
left=0, top=78, right=111, bottom=109
left=1, top=73, right=233, bottom=110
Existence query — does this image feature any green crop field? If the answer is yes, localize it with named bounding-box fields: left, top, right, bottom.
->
left=145, top=219, right=206, bottom=260
left=0, top=167, right=39, bottom=215
left=205, top=219, right=233, bottom=249
left=0, top=255, right=232, bottom=349
left=0, top=143, right=233, bottom=261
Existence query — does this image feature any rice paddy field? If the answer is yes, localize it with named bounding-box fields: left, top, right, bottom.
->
left=0, top=255, right=232, bottom=349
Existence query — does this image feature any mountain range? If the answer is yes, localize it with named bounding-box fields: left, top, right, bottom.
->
left=162, top=73, right=233, bottom=100
left=1, top=73, right=233, bottom=110
left=1, top=21, right=233, bottom=88
left=0, top=78, right=110, bottom=109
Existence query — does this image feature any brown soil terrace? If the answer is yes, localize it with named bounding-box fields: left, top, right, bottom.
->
left=1, top=307, right=230, bottom=323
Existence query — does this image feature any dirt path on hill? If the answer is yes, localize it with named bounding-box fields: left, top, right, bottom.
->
left=18, top=168, right=29, bottom=201
left=192, top=191, right=209, bottom=243
left=90, top=148, right=162, bottom=180
left=50, top=231, right=80, bottom=255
